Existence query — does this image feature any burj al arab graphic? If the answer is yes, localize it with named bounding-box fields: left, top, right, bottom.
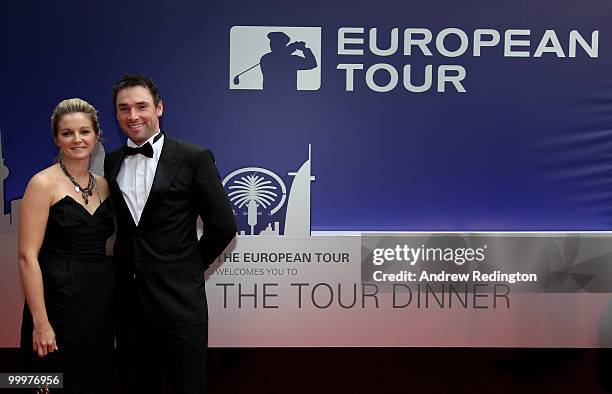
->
left=222, top=145, right=315, bottom=237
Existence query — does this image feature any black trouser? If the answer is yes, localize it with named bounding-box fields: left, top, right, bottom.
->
left=117, top=317, right=207, bottom=394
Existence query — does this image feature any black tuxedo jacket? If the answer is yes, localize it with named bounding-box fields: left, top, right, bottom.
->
left=104, top=136, right=236, bottom=327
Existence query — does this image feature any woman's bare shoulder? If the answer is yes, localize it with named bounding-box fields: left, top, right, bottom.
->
left=92, top=172, right=109, bottom=198
left=23, top=164, right=62, bottom=206
left=92, top=173, right=109, bottom=189
left=27, top=164, right=61, bottom=190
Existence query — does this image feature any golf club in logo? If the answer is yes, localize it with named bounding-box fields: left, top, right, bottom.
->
left=222, top=145, right=315, bottom=237
left=229, top=26, right=322, bottom=91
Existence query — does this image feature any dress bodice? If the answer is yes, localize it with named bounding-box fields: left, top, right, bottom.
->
left=39, top=195, right=114, bottom=264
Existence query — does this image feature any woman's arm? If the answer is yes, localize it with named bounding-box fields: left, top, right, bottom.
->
left=18, top=173, right=56, bottom=357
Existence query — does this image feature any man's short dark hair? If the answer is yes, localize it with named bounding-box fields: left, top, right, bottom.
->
left=112, top=74, right=162, bottom=107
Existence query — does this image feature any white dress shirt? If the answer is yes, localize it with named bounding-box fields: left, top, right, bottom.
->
left=117, top=131, right=164, bottom=225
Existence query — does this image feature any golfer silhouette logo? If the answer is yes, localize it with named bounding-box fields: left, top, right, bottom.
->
left=229, top=26, right=322, bottom=91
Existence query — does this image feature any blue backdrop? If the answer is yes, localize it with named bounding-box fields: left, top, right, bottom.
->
left=2, top=0, right=611, bottom=231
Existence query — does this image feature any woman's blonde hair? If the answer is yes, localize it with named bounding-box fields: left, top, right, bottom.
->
left=51, top=98, right=101, bottom=139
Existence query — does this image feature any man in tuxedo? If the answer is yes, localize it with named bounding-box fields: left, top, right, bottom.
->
left=104, top=74, right=236, bottom=393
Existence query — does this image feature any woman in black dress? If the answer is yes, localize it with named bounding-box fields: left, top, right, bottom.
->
left=18, top=98, right=115, bottom=393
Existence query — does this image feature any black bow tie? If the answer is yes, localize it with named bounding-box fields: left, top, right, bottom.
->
left=124, top=142, right=153, bottom=158
left=124, top=132, right=163, bottom=158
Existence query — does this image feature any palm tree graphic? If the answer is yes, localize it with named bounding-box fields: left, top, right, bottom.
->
left=228, top=173, right=278, bottom=235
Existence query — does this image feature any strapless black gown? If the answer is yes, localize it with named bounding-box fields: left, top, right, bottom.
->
left=20, top=196, right=115, bottom=394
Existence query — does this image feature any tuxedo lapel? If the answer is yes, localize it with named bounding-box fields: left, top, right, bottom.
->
left=111, top=179, right=137, bottom=229
left=106, top=149, right=126, bottom=184
left=139, top=137, right=182, bottom=226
